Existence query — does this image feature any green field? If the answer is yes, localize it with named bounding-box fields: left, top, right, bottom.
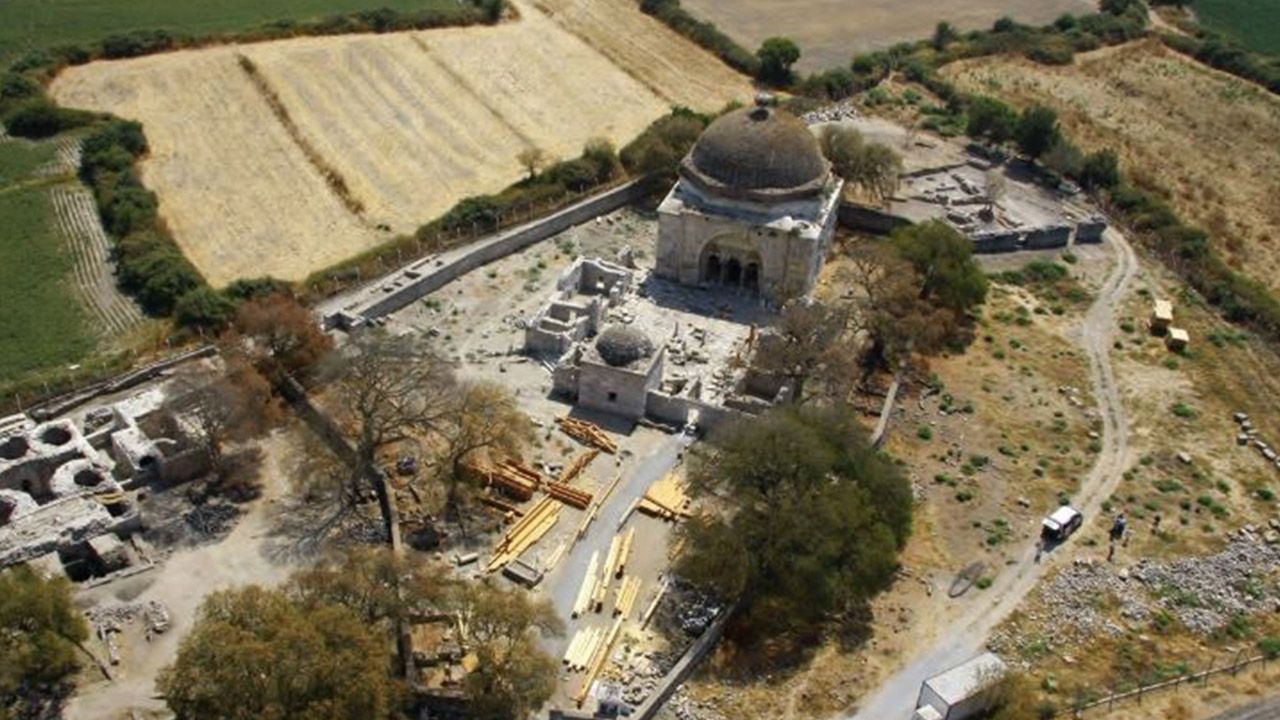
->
left=0, top=141, right=94, bottom=384
left=1195, top=0, right=1280, bottom=56
left=0, top=0, right=458, bottom=67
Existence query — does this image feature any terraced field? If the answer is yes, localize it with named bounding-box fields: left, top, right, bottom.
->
left=50, top=1, right=751, bottom=287
left=50, top=185, right=144, bottom=337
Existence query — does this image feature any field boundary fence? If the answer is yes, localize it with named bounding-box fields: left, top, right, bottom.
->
left=1071, top=648, right=1277, bottom=716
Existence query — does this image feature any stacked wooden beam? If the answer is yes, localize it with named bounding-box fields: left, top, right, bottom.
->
left=556, top=417, right=618, bottom=454
left=575, top=618, right=624, bottom=707
left=613, top=575, right=642, bottom=619
left=485, top=497, right=560, bottom=573
left=466, top=460, right=538, bottom=501
left=614, top=527, right=635, bottom=579
left=639, top=472, right=691, bottom=520
left=572, top=551, right=600, bottom=618
left=545, top=480, right=592, bottom=509
left=558, top=450, right=599, bottom=485
left=562, top=625, right=606, bottom=672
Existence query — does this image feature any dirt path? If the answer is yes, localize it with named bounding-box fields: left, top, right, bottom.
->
left=65, top=431, right=303, bottom=720
left=847, top=229, right=1138, bottom=720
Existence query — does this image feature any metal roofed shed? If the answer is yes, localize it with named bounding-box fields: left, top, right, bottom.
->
left=914, top=652, right=1007, bottom=720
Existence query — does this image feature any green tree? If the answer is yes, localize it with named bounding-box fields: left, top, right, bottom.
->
left=756, top=37, right=801, bottom=86
left=448, top=582, right=562, bottom=720
left=0, top=567, right=90, bottom=718
left=159, top=586, right=400, bottom=720
left=1016, top=105, right=1061, bottom=159
left=965, top=95, right=1019, bottom=144
left=1080, top=148, right=1121, bottom=191
left=890, top=220, right=989, bottom=314
left=818, top=126, right=902, bottom=203
left=1042, top=136, right=1084, bottom=178
left=678, top=405, right=912, bottom=644
left=620, top=109, right=708, bottom=182
left=933, top=21, right=959, bottom=50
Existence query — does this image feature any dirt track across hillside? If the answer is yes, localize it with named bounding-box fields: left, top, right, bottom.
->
left=849, top=228, right=1138, bottom=720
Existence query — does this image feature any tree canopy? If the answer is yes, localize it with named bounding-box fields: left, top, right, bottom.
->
left=1015, top=104, right=1062, bottom=159
left=818, top=126, right=903, bottom=205
left=890, top=220, right=989, bottom=315
left=677, top=405, right=912, bottom=645
left=0, top=567, right=89, bottom=719
left=159, top=585, right=400, bottom=720
left=756, top=37, right=801, bottom=86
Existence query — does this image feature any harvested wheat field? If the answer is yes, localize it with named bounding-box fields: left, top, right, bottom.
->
left=50, top=1, right=749, bottom=286
left=944, top=40, right=1280, bottom=290
left=680, top=0, right=1094, bottom=72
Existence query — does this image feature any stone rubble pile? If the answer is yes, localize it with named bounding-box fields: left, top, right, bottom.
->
left=999, top=534, right=1280, bottom=652
left=801, top=100, right=860, bottom=125
left=1131, top=529, right=1280, bottom=634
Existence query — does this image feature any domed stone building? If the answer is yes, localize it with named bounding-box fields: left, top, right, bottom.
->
left=656, top=98, right=843, bottom=302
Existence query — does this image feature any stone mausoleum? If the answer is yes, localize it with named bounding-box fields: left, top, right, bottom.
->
left=656, top=98, right=843, bottom=303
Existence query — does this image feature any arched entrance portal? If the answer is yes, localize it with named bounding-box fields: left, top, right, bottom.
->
left=724, top=258, right=742, bottom=286
left=704, top=254, right=722, bottom=283
left=744, top=262, right=760, bottom=292
left=699, top=239, right=763, bottom=294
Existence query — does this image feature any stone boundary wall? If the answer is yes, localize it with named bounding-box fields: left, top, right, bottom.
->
left=330, top=180, right=648, bottom=327
left=837, top=201, right=912, bottom=235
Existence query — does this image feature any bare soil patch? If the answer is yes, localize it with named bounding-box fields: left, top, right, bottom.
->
left=943, top=40, right=1280, bottom=293
left=678, top=0, right=1094, bottom=72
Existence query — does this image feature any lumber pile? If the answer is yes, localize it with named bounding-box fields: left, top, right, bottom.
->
left=614, top=575, right=642, bottom=619
left=562, top=625, right=605, bottom=672
left=545, top=480, right=592, bottom=510
left=558, top=450, right=599, bottom=485
left=575, top=617, right=624, bottom=706
left=485, top=497, right=560, bottom=573
left=556, top=417, right=618, bottom=454
left=639, top=472, right=691, bottom=520
left=614, top=527, right=635, bottom=578
left=572, top=551, right=600, bottom=618
left=466, top=460, right=538, bottom=501
left=479, top=494, right=523, bottom=519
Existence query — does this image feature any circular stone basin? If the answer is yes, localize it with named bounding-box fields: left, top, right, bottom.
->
left=73, top=469, right=105, bottom=488
left=39, top=425, right=73, bottom=446
left=0, top=436, right=29, bottom=460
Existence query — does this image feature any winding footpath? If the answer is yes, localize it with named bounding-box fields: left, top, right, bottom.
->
left=849, top=229, right=1139, bottom=720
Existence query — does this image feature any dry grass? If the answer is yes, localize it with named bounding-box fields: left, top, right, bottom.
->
left=943, top=40, right=1280, bottom=292
left=49, top=0, right=750, bottom=287
left=678, top=0, right=1094, bottom=72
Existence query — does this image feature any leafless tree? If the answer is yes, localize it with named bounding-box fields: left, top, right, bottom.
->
left=324, top=331, right=456, bottom=547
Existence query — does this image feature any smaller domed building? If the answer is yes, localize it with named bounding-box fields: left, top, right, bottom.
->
left=656, top=98, right=843, bottom=303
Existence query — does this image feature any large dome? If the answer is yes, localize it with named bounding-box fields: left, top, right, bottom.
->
left=681, top=104, right=829, bottom=202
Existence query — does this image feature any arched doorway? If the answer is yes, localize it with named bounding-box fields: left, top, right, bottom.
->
left=704, top=254, right=722, bottom=283
left=744, top=262, right=760, bottom=292
left=724, top=258, right=742, bottom=286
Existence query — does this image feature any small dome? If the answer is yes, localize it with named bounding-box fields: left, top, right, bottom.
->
left=682, top=104, right=829, bottom=202
left=595, top=326, right=654, bottom=367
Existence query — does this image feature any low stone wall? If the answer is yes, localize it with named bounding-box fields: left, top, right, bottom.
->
left=1023, top=224, right=1071, bottom=250
left=332, top=180, right=648, bottom=327
left=837, top=201, right=912, bottom=236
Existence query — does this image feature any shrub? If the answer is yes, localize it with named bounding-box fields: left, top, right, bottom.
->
left=1016, top=105, right=1061, bottom=159
left=1080, top=149, right=1121, bottom=190
left=2, top=100, right=95, bottom=139
left=174, top=287, right=237, bottom=329
left=966, top=95, right=1018, bottom=143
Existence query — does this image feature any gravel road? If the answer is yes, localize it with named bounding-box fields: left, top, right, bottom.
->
left=849, top=229, right=1139, bottom=719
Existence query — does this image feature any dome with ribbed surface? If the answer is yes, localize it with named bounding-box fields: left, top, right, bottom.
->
left=681, top=105, right=829, bottom=202
left=594, top=326, right=654, bottom=368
